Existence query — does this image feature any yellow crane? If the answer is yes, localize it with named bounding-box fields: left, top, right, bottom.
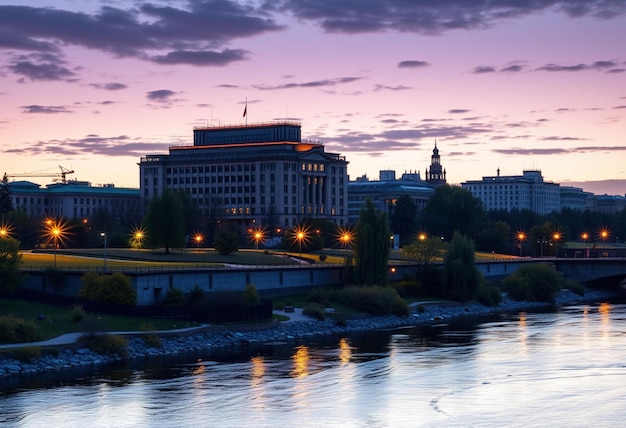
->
left=6, top=165, right=74, bottom=184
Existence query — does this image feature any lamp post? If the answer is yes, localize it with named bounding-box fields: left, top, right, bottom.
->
left=101, top=232, right=107, bottom=272
left=194, top=233, right=204, bottom=248
left=581, top=232, right=589, bottom=258
left=517, top=232, right=525, bottom=257
left=135, top=231, right=143, bottom=251
left=553, top=233, right=561, bottom=258
left=52, top=227, right=60, bottom=268
left=297, top=231, right=304, bottom=258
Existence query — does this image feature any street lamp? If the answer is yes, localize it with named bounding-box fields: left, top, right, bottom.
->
left=553, top=232, right=561, bottom=258
left=101, top=232, right=107, bottom=272
left=194, top=233, right=204, bottom=248
left=44, top=218, right=65, bottom=269
left=293, top=225, right=309, bottom=261
left=517, top=232, right=526, bottom=257
left=581, top=232, right=589, bottom=258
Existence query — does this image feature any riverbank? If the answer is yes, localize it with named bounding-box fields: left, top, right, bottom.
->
left=0, top=287, right=622, bottom=380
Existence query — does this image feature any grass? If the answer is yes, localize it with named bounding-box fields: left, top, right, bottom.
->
left=0, top=298, right=196, bottom=342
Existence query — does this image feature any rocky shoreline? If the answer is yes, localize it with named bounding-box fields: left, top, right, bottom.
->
left=0, top=288, right=622, bottom=380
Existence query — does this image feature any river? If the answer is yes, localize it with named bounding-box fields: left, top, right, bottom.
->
left=1, top=301, right=625, bottom=427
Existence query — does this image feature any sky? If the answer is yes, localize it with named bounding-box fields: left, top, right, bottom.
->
left=1, top=0, right=625, bottom=195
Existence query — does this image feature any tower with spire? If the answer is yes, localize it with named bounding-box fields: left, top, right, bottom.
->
left=425, top=141, right=447, bottom=187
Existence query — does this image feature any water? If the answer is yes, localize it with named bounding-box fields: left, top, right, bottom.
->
left=1, top=302, right=625, bottom=427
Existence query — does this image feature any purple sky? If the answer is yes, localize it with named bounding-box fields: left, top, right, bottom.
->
left=1, top=1, right=625, bottom=194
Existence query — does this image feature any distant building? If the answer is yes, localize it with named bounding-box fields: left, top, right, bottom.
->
left=424, top=143, right=447, bottom=187
left=9, top=180, right=140, bottom=219
left=560, top=186, right=594, bottom=211
left=139, top=121, right=349, bottom=229
left=461, top=169, right=561, bottom=214
left=347, top=170, right=435, bottom=224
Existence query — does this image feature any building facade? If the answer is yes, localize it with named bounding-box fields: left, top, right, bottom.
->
left=8, top=180, right=140, bottom=220
left=461, top=169, right=561, bottom=214
left=424, top=143, right=447, bottom=187
left=139, top=121, right=349, bottom=229
left=347, top=170, right=435, bottom=224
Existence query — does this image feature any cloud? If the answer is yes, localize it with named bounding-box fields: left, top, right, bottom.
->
left=398, top=60, right=430, bottom=68
left=448, top=109, right=471, bottom=114
left=472, top=66, right=496, bottom=74
left=8, top=53, right=76, bottom=82
left=269, top=0, right=626, bottom=34
left=254, top=77, right=363, bottom=90
left=21, top=105, right=73, bottom=114
left=3, top=134, right=173, bottom=157
left=501, top=64, right=524, bottom=73
left=147, top=89, right=177, bottom=102
left=0, top=2, right=283, bottom=75
left=536, top=60, right=621, bottom=72
left=90, top=83, right=128, bottom=91
left=493, top=145, right=626, bottom=156
left=373, top=84, right=411, bottom=91
left=152, top=49, right=249, bottom=66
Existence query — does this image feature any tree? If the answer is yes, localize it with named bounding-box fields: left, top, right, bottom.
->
left=419, top=185, right=485, bottom=240
left=213, top=229, right=240, bottom=255
left=0, top=237, right=24, bottom=296
left=0, top=173, right=13, bottom=214
left=474, top=220, right=511, bottom=253
left=390, top=195, right=417, bottom=246
left=401, top=235, right=445, bottom=266
left=353, top=199, right=391, bottom=286
left=143, top=189, right=185, bottom=254
left=442, top=231, right=482, bottom=301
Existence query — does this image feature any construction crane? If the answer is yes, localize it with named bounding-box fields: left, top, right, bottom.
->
left=6, top=165, right=75, bottom=184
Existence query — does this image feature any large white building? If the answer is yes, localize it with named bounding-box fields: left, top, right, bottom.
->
left=461, top=169, right=561, bottom=214
left=9, top=180, right=140, bottom=220
left=139, top=121, right=349, bottom=229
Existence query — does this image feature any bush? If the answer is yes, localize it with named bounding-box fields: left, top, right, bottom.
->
left=0, top=315, right=39, bottom=343
left=307, top=286, right=409, bottom=317
left=243, top=283, right=260, bottom=305
left=6, top=346, right=41, bottom=363
left=85, top=333, right=128, bottom=356
left=79, top=272, right=137, bottom=305
left=318, top=254, right=327, bottom=262
left=163, top=287, right=185, bottom=305
left=502, top=263, right=562, bottom=303
left=70, top=304, right=85, bottom=322
left=187, top=285, right=204, bottom=304
left=476, top=284, right=502, bottom=306
left=213, top=230, right=240, bottom=255
left=141, top=323, right=162, bottom=348
left=303, top=302, right=326, bottom=320
left=391, top=280, right=421, bottom=298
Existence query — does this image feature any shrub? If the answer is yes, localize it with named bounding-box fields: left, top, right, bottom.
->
left=243, top=283, right=260, bottom=305
left=7, top=346, right=41, bottom=363
left=476, top=284, right=502, bottom=306
left=79, top=272, right=137, bottom=305
left=502, top=263, right=562, bottom=303
left=141, top=323, right=162, bottom=348
left=303, top=302, right=326, bottom=320
left=391, top=280, right=421, bottom=298
left=70, top=304, right=85, bottom=322
left=0, top=315, right=39, bottom=343
left=307, top=286, right=408, bottom=317
left=187, top=285, right=204, bottom=304
left=163, top=287, right=185, bottom=306
left=213, top=230, right=240, bottom=255
left=85, top=333, right=128, bottom=356
left=318, top=254, right=327, bottom=262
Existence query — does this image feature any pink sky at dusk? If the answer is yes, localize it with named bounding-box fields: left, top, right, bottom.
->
left=1, top=1, right=625, bottom=195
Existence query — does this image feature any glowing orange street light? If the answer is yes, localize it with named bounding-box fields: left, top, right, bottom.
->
left=418, top=232, right=427, bottom=241
left=517, top=232, right=526, bottom=257
left=193, top=233, right=204, bottom=248
left=293, top=225, right=309, bottom=260
left=553, top=232, right=561, bottom=258
left=600, top=229, right=609, bottom=242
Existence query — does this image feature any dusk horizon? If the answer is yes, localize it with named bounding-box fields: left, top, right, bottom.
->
left=1, top=1, right=625, bottom=195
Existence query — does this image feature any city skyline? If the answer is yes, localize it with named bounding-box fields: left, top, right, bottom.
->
left=1, top=1, right=625, bottom=195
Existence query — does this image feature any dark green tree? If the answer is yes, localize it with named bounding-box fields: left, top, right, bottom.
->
left=353, top=199, right=391, bottom=286
left=442, top=231, right=482, bottom=301
left=0, top=237, right=24, bottom=296
left=401, top=235, right=446, bottom=266
left=0, top=173, right=13, bottom=214
left=390, top=195, right=417, bottom=246
left=419, top=185, right=485, bottom=240
left=213, top=229, right=240, bottom=255
left=474, top=220, right=511, bottom=253
left=143, top=189, right=185, bottom=254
